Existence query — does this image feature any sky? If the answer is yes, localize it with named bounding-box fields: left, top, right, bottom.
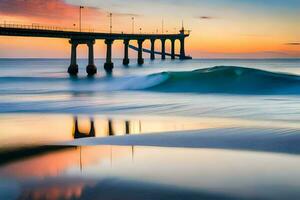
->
left=0, top=0, right=299, bottom=58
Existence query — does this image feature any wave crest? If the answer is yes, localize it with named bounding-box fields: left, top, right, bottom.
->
left=1, top=66, right=300, bottom=95
left=145, top=66, right=300, bottom=94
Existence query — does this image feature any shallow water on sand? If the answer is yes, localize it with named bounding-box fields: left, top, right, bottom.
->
left=0, top=58, right=300, bottom=199
left=1, top=145, right=300, bottom=200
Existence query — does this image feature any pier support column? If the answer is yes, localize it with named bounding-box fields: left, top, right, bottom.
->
left=123, top=39, right=130, bottom=65
left=179, top=38, right=186, bottom=59
left=104, top=39, right=114, bottom=72
left=161, top=39, right=166, bottom=60
left=150, top=39, right=155, bottom=60
left=86, top=40, right=97, bottom=76
left=171, top=39, right=175, bottom=60
left=137, top=39, right=144, bottom=65
left=68, top=41, right=78, bottom=75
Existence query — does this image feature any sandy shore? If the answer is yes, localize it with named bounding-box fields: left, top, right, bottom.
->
left=61, top=127, right=300, bottom=155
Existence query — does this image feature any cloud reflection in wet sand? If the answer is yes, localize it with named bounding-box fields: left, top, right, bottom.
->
left=0, top=146, right=300, bottom=200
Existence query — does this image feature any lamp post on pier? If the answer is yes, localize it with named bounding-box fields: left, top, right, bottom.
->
left=132, top=17, right=135, bottom=34
left=109, top=13, right=113, bottom=34
left=79, top=6, right=84, bottom=32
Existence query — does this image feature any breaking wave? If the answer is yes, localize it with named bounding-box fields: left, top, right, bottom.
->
left=1, top=66, right=300, bottom=95
left=142, top=66, right=300, bottom=94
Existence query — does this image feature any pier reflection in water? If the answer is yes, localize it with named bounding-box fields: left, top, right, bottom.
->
left=73, top=117, right=95, bottom=139
left=0, top=145, right=300, bottom=200
left=1, top=114, right=300, bottom=151
left=0, top=114, right=243, bottom=150
left=0, top=114, right=227, bottom=166
left=72, top=116, right=142, bottom=139
left=0, top=115, right=300, bottom=199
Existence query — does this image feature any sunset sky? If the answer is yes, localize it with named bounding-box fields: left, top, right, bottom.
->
left=0, top=0, right=299, bottom=58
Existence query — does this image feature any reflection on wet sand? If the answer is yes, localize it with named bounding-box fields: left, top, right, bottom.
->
left=1, top=114, right=300, bottom=199
left=0, top=114, right=238, bottom=150
left=1, top=114, right=300, bottom=167
left=0, top=146, right=300, bottom=200
left=0, top=146, right=135, bottom=200
left=75, top=117, right=143, bottom=138
left=73, top=117, right=95, bottom=139
left=0, top=114, right=173, bottom=164
left=1, top=114, right=299, bottom=151
left=18, top=180, right=90, bottom=200
left=0, top=146, right=115, bottom=178
left=0, top=146, right=71, bottom=166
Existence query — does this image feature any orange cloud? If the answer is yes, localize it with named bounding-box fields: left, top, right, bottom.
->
left=285, top=42, right=300, bottom=46
left=0, top=0, right=105, bottom=26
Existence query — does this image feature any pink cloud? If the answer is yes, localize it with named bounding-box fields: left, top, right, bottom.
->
left=0, top=0, right=105, bottom=25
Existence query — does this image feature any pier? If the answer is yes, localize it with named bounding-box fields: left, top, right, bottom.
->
left=0, top=23, right=192, bottom=76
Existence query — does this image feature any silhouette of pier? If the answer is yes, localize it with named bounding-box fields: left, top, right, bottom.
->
left=128, top=44, right=186, bottom=58
left=0, top=22, right=192, bottom=76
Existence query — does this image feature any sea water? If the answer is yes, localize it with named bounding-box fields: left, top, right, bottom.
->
left=1, top=58, right=300, bottom=118
left=0, top=58, right=300, bottom=200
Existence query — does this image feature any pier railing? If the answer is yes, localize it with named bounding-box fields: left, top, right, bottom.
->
left=0, top=22, right=94, bottom=33
left=0, top=21, right=186, bottom=35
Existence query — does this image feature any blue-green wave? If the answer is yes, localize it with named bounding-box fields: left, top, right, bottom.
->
left=146, top=66, right=300, bottom=94
left=1, top=66, right=300, bottom=95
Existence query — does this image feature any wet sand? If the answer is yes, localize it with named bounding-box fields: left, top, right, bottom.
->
left=61, top=127, right=300, bottom=155
left=1, top=114, right=300, bottom=200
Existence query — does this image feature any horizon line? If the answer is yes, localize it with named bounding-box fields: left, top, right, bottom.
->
left=0, top=57, right=300, bottom=60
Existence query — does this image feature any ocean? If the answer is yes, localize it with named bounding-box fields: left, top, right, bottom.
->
left=0, top=58, right=300, bottom=200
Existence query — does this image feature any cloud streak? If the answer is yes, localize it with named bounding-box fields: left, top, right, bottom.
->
left=195, top=16, right=215, bottom=20
left=113, top=13, right=142, bottom=17
left=285, top=42, right=300, bottom=46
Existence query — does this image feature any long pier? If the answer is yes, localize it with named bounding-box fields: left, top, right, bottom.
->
left=0, top=23, right=192, bottom=76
